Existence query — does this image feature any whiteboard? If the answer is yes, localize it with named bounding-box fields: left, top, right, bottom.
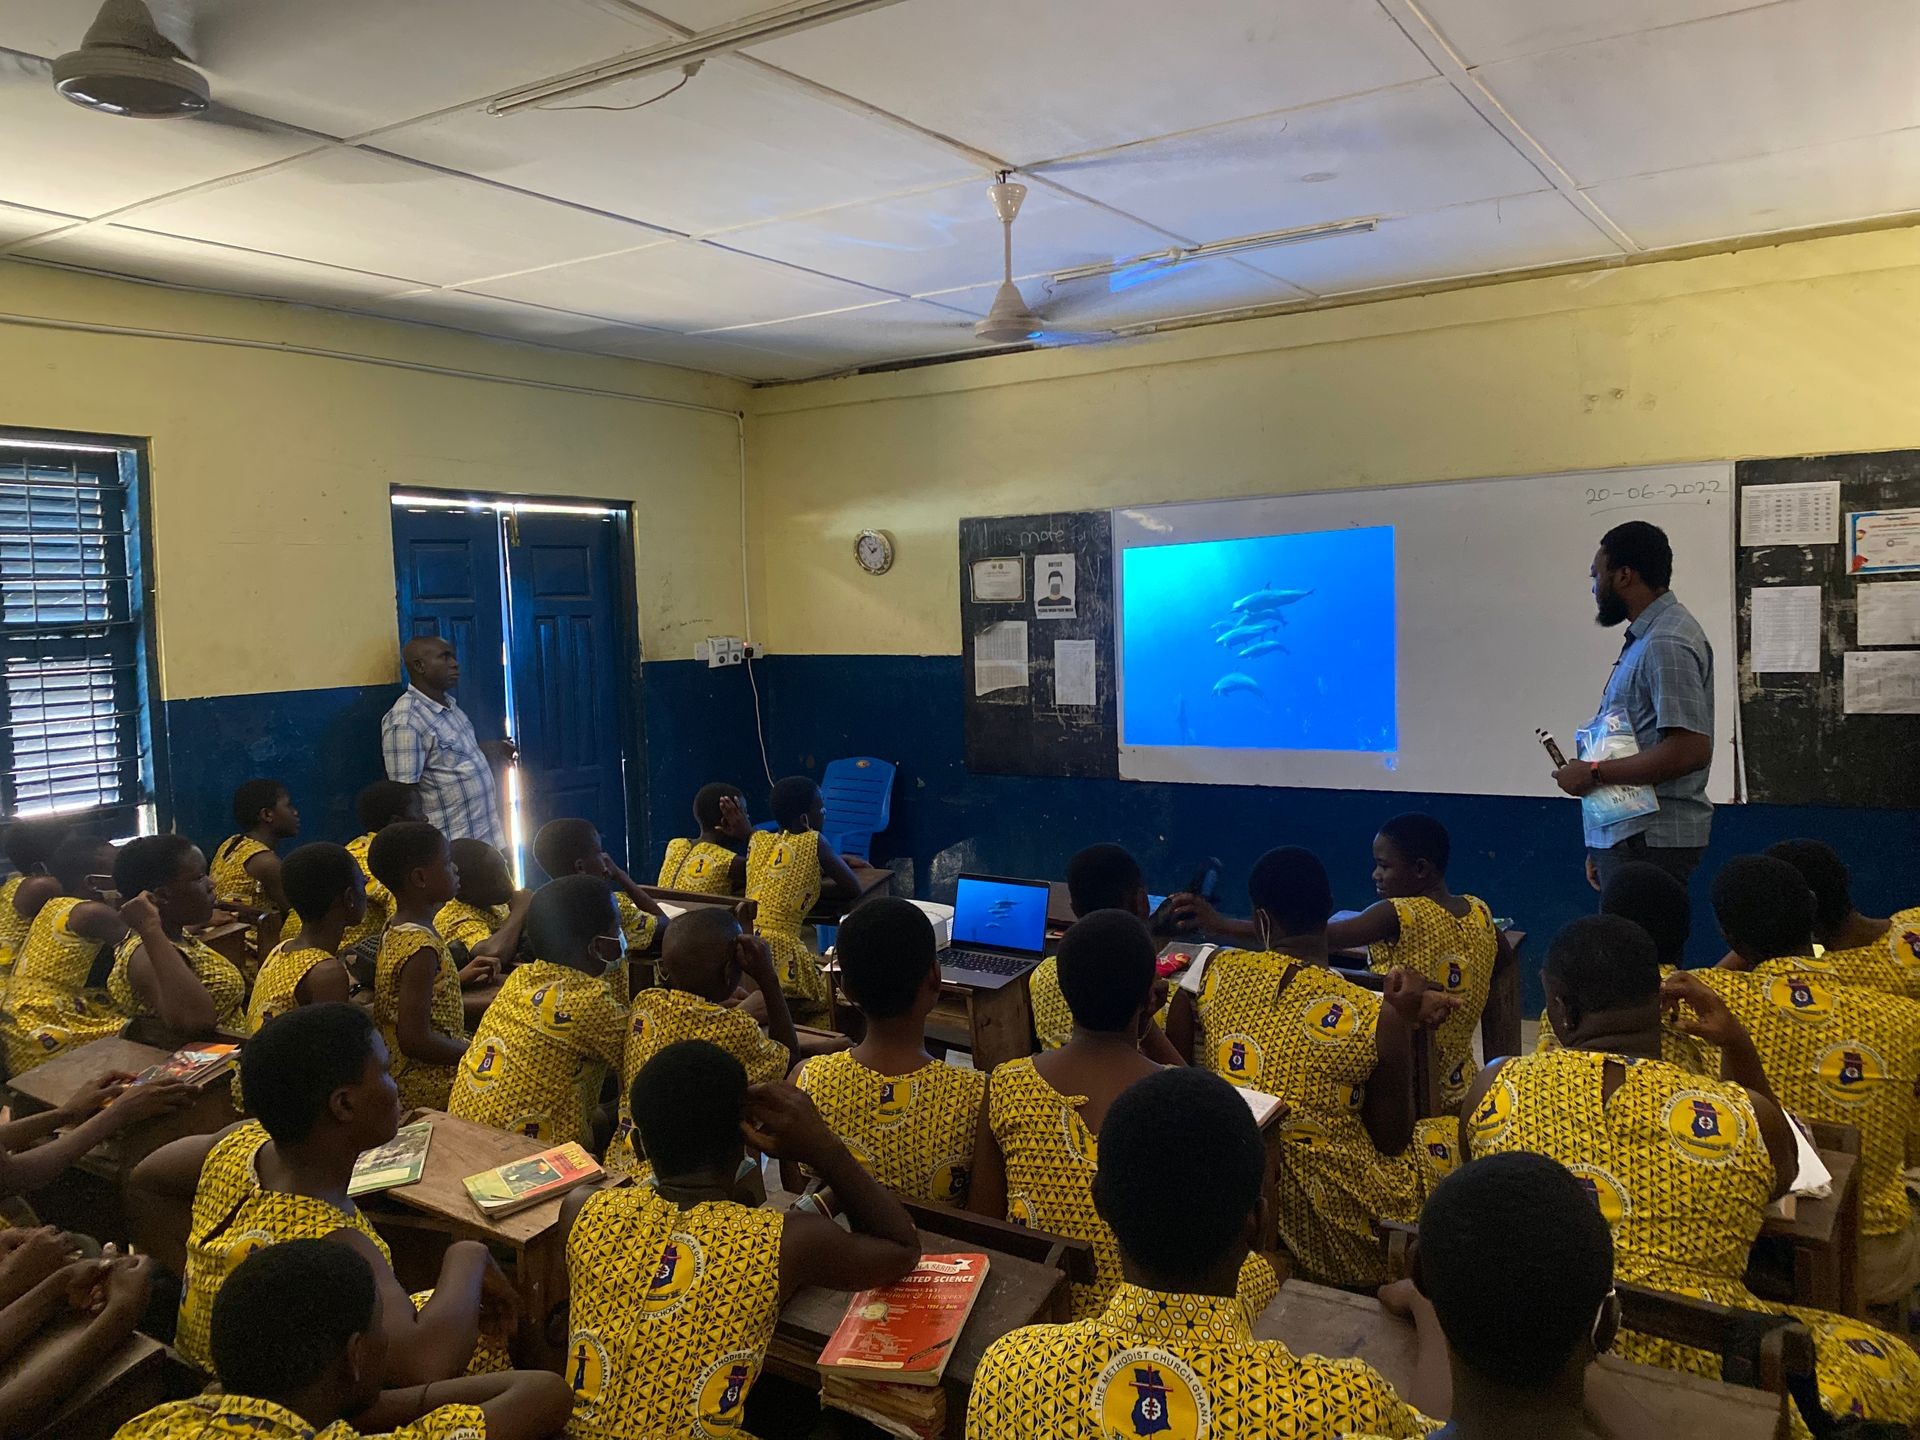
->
left=1112, top=464, right=1737, bottom=800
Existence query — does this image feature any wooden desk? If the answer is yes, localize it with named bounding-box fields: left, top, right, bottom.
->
left=1255, top=1279, right=1783, bottom=1440
left=23, top=1328, right=167, bottom=1440
left=866, top=976, right=1032, bottom=1077
left=1754, top=1148, right=1860, bottom=1317
left=192, top=918, right=253, bottom=973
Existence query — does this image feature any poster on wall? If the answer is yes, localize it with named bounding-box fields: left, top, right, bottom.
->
left=1848, top=509, right=1920, bottom=575
left=970, top=557, right=1024, bottom=602
left=1033, top=553, right=1077, bottom=618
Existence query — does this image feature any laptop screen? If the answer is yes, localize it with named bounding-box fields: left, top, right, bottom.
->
left=951, top=876, right=1050, bottom=955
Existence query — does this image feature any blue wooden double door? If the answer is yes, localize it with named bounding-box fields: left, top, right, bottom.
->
left=391, top=502, right=634, bottom=871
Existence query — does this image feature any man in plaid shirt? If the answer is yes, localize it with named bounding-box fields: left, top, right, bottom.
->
left=381, top=635, right=512, bottom=848
left=1551, top=521, right=1716, bottom=891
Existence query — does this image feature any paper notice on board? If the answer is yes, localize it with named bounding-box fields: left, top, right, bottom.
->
left=1843, top=650, right=1920, bottom=714
left=973, top=620, right=1029, bottom=696
left=1034, top=553, right=1077, bottom=619
left=1742, top=481, right=1840, bottom=546
left=1054, top=639, right=1096, bottom=707
left=1750, top=586, right=1821, bottom=673
left=1849, top=509, right=1920, bottom=575
left=1858, top=582, right=1920, bottom=647
left=970, top=557, right=1024, bottom=603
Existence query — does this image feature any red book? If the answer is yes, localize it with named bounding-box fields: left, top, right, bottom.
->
left=461, top=1142, right=601, bottom=1217
left=818, top=1253, right=990, bottom=1386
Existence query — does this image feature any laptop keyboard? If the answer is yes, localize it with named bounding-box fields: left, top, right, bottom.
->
left=944, top=948, right=1037, bottom=977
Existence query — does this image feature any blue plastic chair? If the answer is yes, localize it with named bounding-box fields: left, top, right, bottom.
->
left=819, top=757, right=896, bottom=863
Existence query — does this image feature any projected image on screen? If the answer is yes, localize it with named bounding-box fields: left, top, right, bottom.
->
left=1121, top=526, right=1396, bottom=753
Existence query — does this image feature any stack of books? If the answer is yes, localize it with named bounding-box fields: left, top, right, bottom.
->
left=132, top=1042, right=240, bottom=1088
left=816, top=1252, right=989, bottom=1438
left=818, top=1374, right=947, bottom=1440
left=462, top=1142, right=602, bottom=1217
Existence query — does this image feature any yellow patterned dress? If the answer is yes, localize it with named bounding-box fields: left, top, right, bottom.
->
left=436, top=898, right=508, bottom=956
left=745, top=830, right=825, bottom=1018
left=108, top=931, right=246, bottom=1030
left=245, top=944, right=334, bottom=1032
left=0, top=873, right=30, bottom=988
left=0, top=896, right=125, bottom=1074
left=450, top=960, right=627, bottom=1146
left=1468, top=1048, right=1920, bottom=1429
left=616, top=892, right=659, bottom=956
left=563, top=1184, right=784, bottom=1440
left=659, top=839, right=739, bottom=896
left=373, top=923, right=466, bottom=1111
left=605, top=988, right=790, bottom=1179
left=209, top=835, right=270, bottom=913
left=1028, top=957, right=1171, bottom=1051
left=795, top=1050, right=985, bottom=1204
left=279, top=833, right=391, bottom=956
left=1818, top=912, right=1920, bottom=1001
left=965, top=1282, right=1433, bottom=1440
left=174, top=1120, right=392, bottom=1370
left=1192, top=951, right=1450, bottom=1285
left=1367, top=895, right=1497, bottom=1110
left=114, top=1393, right=487, bottom=1440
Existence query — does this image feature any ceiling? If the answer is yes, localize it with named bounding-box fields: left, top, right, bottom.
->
left=2, top=0, right=1916, bottom=383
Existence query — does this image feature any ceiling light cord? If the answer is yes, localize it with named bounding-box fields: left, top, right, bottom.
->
left=537, top=61, right=701, bottom=113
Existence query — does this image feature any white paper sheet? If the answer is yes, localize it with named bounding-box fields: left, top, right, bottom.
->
left=1848, top=508, right=1920, bottom=575
left=1858, top=582, right=1920, bottom=647
left=1749, top=585, right=1821, bottom=673
left=972, top=620, right=1029, bottom=696
left=970, top=557, right=1023, bottom=603
left=1843, top=649, right=1920, bottom=714
left=1742, top=481, right=1840, bottom=546
left=1053, top=638, right=1096, bottom=706
left=1789, top=1120, right=1834, bottom=1197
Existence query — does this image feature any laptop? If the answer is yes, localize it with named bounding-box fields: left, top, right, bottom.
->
left=940, top=874, right=1050, bottom=990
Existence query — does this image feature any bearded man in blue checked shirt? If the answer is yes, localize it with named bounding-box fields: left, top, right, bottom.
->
left=381, top=635, right=514, bottom=848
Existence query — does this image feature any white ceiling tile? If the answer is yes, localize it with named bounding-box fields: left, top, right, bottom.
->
left=1475, top=0, right=1920, bottom=185
left=474, top=239, right=895, bottom=330
left=122, top=148, right=667, bottom=286
left=358, top=288, right=652, bottom=344
left=638, top=0, right=784, bottom=30
left=1041, top=81, right=1550, bottom=245
left=381, top=57, right=974, bottom=235
left=1249, top=191, right=1613, bottom=294
left=0, top=199, right=77, bottom=245
left=717, top=178, right=1179, bottom=300
left=697, top=298, right=982, bottom=368
left=742, top=0, right=1436, bottom=165
left=580, top=326, right=808, bottom=382
left=930, top=259, right=1310, bottom=331
left=1588, top=128, right=1920, bottom=251
left=16, top=223, right=426, bottom=303
left=1414, top=0, right=1775, bottom=67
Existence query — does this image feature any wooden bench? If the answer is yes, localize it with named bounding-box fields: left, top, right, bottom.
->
left=21, top=1329, right=167, bottom=1440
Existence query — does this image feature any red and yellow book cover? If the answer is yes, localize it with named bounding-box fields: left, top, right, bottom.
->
left=817, top=1253, right=990, bottom=1386
left=463, top=1142, right=601, bottom=1216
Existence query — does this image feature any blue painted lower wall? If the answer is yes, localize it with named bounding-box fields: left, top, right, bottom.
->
left=163, top=654, right=1919, bottom=1013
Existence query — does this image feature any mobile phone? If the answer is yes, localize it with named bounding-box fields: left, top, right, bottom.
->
left=1535, top=728, right=1568, bottom=768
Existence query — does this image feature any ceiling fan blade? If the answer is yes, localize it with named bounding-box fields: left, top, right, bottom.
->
left=1029, top=327, right=1115, bottom=347
left=0, top=47, right=54, bottom=83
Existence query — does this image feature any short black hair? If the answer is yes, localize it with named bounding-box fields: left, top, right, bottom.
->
left=210, top=1239, right=377, bottom=1400
left=769, top=775, right=819, bottom=829
left=231, top=778, right=288, bottom=832
left=1766, top=839, right=1854, bottom=933
left=1419, top=1152, right=1613, bottom=1390
left=1094, top=1068, right=1264, bottom=1277
left=1378, top=812, right=1450, bottom=873
left=1599, top=861, right=1692, bottom=970
left=366, top=822, right=444, bottom=895
left=1056, top=909, right=1157, bottom=1032
left=1543, top=914, right=1660, bottom=1013
left=526, top=875, right=617, bottom=963
left=1247, top=846, right=1333, bottom=936
left=1600, top=520, right=1674, bottom=590
left=693, top=782, right=743, bottom=830
left=243, top=1004, right=378, bottom=1144
left=533, top=817, right=600, bottom=881
left=1712, top=855, right=1816, bottom=960
left=632, top=1040, right=746, bottom=1177
left=4, top=817, right=67, bottom=875
left=280, top=843, right=361, bottom=921
left=49, top=831, right=110, bottom=893
left=450, top=838, right=508, bottom=885
left=114, top=833, right=195, bottom=898
left=661, top=904, right=740, bottom=979
left=355, top=781, right=419, bottom=834
left=1065, top=844, right=1144, bottom=917
left=837, top=897, right=937, bottom=1019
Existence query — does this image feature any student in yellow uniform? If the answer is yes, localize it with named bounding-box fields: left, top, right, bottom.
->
left=451, top=876, right=628, bottom=1147
left=604, top=905, right=794, bottom=1179
left=1325, top=812, right=1501, bottom=1111
left=1695, top=854, right=1920, bottom=1309
left=130, top=1003, right=517, bottom=1383
left=283, top=782, right=427, bottom=960
left=0, top=818, right=65, bottom=990
left=368, top=822, right=466, bottom=1111
left=1768, top=839, right=1919, bottom=999
left=534, top=818, right=669, bottom=990
left=746, top=776, right=865, bottom=1023
left=1465, top=914, right=1920, bottom=1432
left=555, top=1040, right=920, bottom=1440
left=107, top=834, right=246, bottom=1037
left=967, top=1065, right=1432, bottom=1440
left=790, top=897, right=986, bottom=1205
left=1167, top=846, right=1458, bottom=1288
left=1030, top=843, right=1179, bottom=1054
left=246, top=843, right=362, bottom=1031
left=657, top=782, right=750, bottom=896
left=0, top=834, right=126, bottom=1074
left=115, top=1240, right=571, bottom=1440
left=0, top=1248, right=154, bottom=1435
left=1, top=1069, right=191, bottom=1219
left=971, top=910, right=1277, bottom=1321
left=437, top=839, right=532, bottom=985
left=209, top=778, right=300, bottom=919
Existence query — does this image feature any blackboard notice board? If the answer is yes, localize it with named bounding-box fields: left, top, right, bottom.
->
left=1736, top=450, right=1920, bottom=807
left=959, top=510, right=1117, bottom=779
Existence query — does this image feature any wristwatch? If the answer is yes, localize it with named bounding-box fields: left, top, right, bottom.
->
left=1589, top=761, right=1605, bottom=787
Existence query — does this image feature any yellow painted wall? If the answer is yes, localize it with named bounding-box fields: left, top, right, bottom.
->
left=0, top=260, right=749, bottom=698
left=746, top=226, right=1920, bottom=656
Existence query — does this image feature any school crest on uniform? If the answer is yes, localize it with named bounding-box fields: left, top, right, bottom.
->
left=1214, top=1034, right=1263, bottom=1086
left=510, top=1111, right=552, bottom=1142
left=1280, top=1117, right=1332, bottom=1150
left=1663, top=1090, right=1745, bottom=1165
left=694, top=1350, right=759, bottom=1432
left=1093, top=1347, right=1210, bottom=1440
left=1831, top=1323, right=1898, bottom=1379
left=1467, top=1078, right=1517, bottom=1146
left=641, top=1232, right=706, bottom=1314
left=1766, top=973, right=1834, bottom=1023
left=1302, top=996, right=1361, bottom=1042
left=529, top=981, right=575, bottom=1034
left=463, top=1035, right=508, bottom=1091
left=1007, top=1191, right=1037, bottom=1227
left=1566, top=1162, right=1631, bottom=1226
left=566, top=1329, right=610, bottom=1414
left=873, top=1076, right=915, bottom=1128
left=929, top=1156, right=970, bottom=1204
left=1443, top=956, right=1465, bottom=991
left=1816, top=1041, right=1888, bottom=1105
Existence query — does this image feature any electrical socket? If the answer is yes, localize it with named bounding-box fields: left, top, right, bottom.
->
left=706, top=635, right=744, bottom=668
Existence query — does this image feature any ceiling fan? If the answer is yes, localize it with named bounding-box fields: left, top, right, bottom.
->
left=972, top=173, right=1115, bottom=348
